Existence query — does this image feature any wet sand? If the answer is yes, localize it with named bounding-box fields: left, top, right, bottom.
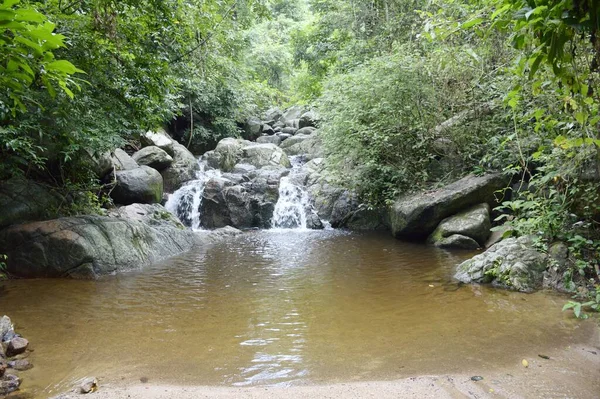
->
left=54, top=342, right=600, bottom=399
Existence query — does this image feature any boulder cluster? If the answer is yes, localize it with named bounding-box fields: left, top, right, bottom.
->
left=0, top=316, right=31, bottom=396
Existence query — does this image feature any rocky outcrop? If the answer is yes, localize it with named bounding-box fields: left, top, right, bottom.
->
left=388, top=173, right=508, bottom=240
left=427, top=203, right=491, bottom=249
left=141, top=129, right=175, bottom=156
left=204, top=139, right=290, bottom=172
left=111, top=166, right=164, bottom=205
left=111, top=148, right=139, bottom=171
left=162, top=142, right=200, bottom=193
left=0, top=178, right=64, bottom=229
left=0, top=207, right=197, bottom=279
left=132, top=146, right=173, bottom=171
left=454, top=236, right=547, bottom=292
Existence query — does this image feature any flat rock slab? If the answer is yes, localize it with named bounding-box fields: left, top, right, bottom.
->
left=388, top=173, right=509, bottom=239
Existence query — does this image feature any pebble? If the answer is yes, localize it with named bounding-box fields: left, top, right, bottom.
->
left=470, top=376, right=484, bottom=381
left=79, top=377, right=98, bottom=394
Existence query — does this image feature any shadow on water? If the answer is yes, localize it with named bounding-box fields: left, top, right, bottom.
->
left=0, top=230, right=595, bottom=397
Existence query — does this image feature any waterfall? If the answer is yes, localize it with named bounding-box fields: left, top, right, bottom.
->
left=165, top=160, right=220, bottom=230
left=271, top=156, right=320, bottom=229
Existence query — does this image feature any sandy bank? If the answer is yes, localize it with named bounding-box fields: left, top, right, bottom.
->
left=53, top=343, right=600, bottom=399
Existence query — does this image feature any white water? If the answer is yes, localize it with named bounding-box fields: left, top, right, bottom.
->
left=271, top=156, right=321, bottom=229
left=165, top=160, right=220, bottom=230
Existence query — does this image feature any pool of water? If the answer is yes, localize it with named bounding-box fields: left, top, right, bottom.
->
left=0, top=230, right=595, bottom=397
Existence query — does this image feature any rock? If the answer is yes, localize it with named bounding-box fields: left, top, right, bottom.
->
left=6, top=337, right=28, bottom=357
left=0, top=361, right=5, bottom=377
left=83, top=150, right=113, bottom=178
left=299, top=111, right=318, bottom=128
left=428, top=203, right=491, bottom=248
left=281, top=105, right=306, bottom=124
left=0, top=373, right=20, bottom=396
left=273, top=127, right=282, bottom=133
left=262, top=125, right=275, bottom=135
left=1, top=316, right=13, bottom=343
left=8, top=359, right=32, bottom=371
left=161, top=142, right=200, bottom=193
left=232, top=163, right=256, bottom=175
left=211, top=138, right=253, bottom=172
left=389, top=173, right=509, bottom=240
left=107, top=203, right=183, bottom=227
left=263, top=107, right=283, bottom=122
left=141, top=129, right=175, bottom=156
left=79, top=377, right=98, bottom=394
left=282, top=127, right=297, bottom=135
left=0, top=214, right=197, bottom=278
left=0, top=178, right=64, bottom=229
left=205, top=226, right=244, bottom=242
left=111, top=166, right=163, bottom=205
left=273, top=121, right=286, bottom=129
left=277, top=133, right=293, bottom=141
left=256, top=135, right=282, bottom=146
left=241, top=144, right=291, bottom=169
left=280, top=134, right=309, bottom=149
left=244, top=117, right=263, bottom=140
left=304, top=210, right=324, bottom=229
left=111, top=148, right=139, bottom=171
left=434, top=234, right=480, bottom=249
left=295, top=127, right=317, bottom=136
left=454, top=236, right=547, bottom=292
left=132, top=146, right=173, bottom=171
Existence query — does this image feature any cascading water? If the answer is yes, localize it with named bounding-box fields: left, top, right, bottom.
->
left=271, top=156, right=321, bottom=229
left=165, top=160, right=220, bottom=230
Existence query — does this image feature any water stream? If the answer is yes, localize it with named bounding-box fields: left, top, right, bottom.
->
left=1, top=230, right=596, bottom=398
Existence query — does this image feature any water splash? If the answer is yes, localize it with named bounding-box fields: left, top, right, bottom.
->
left=165, top=160, right=220, bottom=230
left=271, top=156, right=322, bottom=230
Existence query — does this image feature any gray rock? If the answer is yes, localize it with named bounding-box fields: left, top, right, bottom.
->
left=0, top=374, right=20, bottom=396
left=273, top=127, right=282, bottom=133
left=244, top=117, right=263, bottom=140
left=389, top=173, right=509, bottom=239
left=435, top=234, right=480, bottom=250
left=273, top=121, right=286, bottom=129
left=232, top=163, right=257, bottom=175
left=8, top=359, right=32, bottom=371
left=0, top=178, right=64, bottom=229
left=79, top=377, right=98, bottom=394
left=241, top=144, right=291, bottom=169
left=428, top=203, right=491, bottom=248
left=257, top=135, right=282, bottom=146
left=0, top=316, right=13, bottom=343
left=299, top=111, right=318, bottom=128
left=277, top=133, right=293, bottom=141
left=295, top=127, right=317, bottom=136
left=0, top=214, right=197, bottom=279
left=111, top=148, right=139, bottom=171
left=454, top=236, right=547, bottom=292
left=263, top=107, right=283, bottom=122
left=141, top=129, right=175, bottom=156
left=83, top=150, right=113, bottom=178
left=281, top=105, right=306, bottom=124
left=6, top=337, right=28, bottom=357
left=132, top=146, right=173, bottom=171
left=281, top=132, right=324, bottom=159
left=280, top=134, right=309, bottom=149
left=282, top=127, right=298, bottom=135
left=107, top=203, right=183, bottom=228
left=285, top=119, right=300, bottom=129
left=262, top=125, right=275, bottom=135
left=111, top=166, right=163, bottom=205
left=161, top=142, right=200, bottom=193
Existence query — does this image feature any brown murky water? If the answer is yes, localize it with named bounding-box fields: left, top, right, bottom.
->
left=0, top=230, right=596, bottom=398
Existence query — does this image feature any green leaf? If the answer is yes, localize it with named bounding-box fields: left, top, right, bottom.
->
left=461, top=18, right=484, bottom=29
left=46, top=60, right=85, bottom=75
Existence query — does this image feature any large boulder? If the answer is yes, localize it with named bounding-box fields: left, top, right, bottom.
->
left=281, top=131, right=324, bottom=159
left=299, top=111, right=318, bottom=128
left=161, top=142, right=200, bottom=192
left=257, top=135, right=282, bottom=146
left=204, top=138, right=253, bottom=172
left=0, top=178, right=64, bottom=229
left=454, top=236, right=547, bottom=292
left=132, top=146, right=173, bottom=171
left=281, top=105, right=307, bottom=126
left=427, top=203, right=491, bottom=248
left=388, top=173, right=509, bottom=239
left=0, top=212, right=197, bottom=279
left=241, top=144, right=291, bottom=169
left=141, top=129, right=175, bottom=156
left=244, top=117, right=263, bottom=140
left=111, top=166, right=163, bottom=205
left=111, top=148, right=138, bottom=171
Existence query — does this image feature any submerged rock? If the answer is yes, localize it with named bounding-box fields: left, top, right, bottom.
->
left=454, top=236, right=547, bottom=292
left=389, top=173, right=508, bottom=240
left=8, top=359, right=32, bottom=371
left=428, top=203, right=491, bottom=248
left=6, top=337, right=28, bottom=357
left=0, top=213, right=197, bottom=279
left=0, top=373, right=20, bottom=396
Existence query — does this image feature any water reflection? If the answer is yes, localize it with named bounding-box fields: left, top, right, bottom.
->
left=0, top=230, right=594, bottom=398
